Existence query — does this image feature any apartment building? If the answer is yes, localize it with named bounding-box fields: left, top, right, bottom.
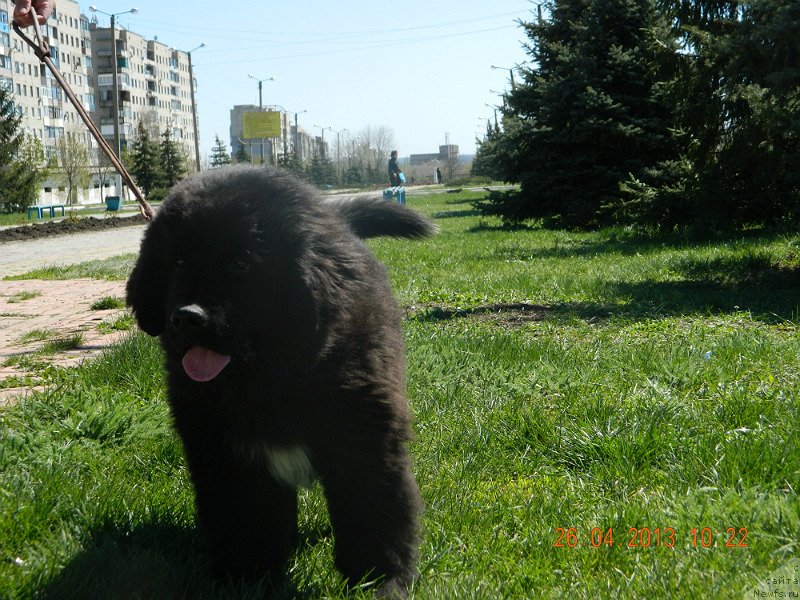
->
left=0, top=0, right=199, bottom=206
left=2, top=1, right=94, bottom=158
left=88, top=21, right=196, bottom=159
left=229, top=104, right=321, bottom=165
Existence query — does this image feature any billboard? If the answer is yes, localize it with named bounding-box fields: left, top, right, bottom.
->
left=242, top=111, right=282, bottom=139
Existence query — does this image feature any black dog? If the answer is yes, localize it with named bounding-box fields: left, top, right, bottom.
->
left=126, top=165, right=434, bottom=597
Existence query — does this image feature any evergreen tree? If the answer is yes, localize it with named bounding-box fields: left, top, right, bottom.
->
left=210, top=135, right=231, bottom=168
left=307, top=151, right=336, bottom=187
left=278, top=151, right=304, bottom=175
left=717, top=0, right=800, bottom=224
left=0, top=87, right=40, bottom=213
left=621, top=0, right=800, bottom=228
left=159, top=128, right=187, bottom=188
left=130, top=121, right=162, bottom=197
left=478, top=0, right=677, bottom=228
left=233, top=143, right=250, bottom=164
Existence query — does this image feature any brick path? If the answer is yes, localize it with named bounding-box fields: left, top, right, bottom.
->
left=0, top=278, right=129, bottom=405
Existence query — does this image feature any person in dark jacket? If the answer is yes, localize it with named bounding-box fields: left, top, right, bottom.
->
left=388, top=150, right=403, bottom=187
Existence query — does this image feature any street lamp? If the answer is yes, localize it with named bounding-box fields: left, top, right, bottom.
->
left=248, top=73, right=275, bottom=111
left=313, top=124, right=332, bottom=158
left=89, top=5, right=138, bottom=200
left=184, top=42, right=205, bottom=172
left=88, top=6, right=138, bottom=158
left=284, top=108, right=308, bottom=160
left=247, top=73, right=275, bottom=163
left=333, top=127, right=347, bottom=173
left=490, top=64, right=516, bottom=90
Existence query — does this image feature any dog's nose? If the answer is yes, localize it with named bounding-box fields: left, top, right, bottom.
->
left=170, top=304, right=209, bottom=333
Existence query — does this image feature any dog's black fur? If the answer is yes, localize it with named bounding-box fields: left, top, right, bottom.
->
left=126, top=165, right=434, bottom=597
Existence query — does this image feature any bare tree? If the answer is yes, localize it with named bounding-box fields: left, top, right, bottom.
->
left=55, top=131, right=90, bottom=207
left=349, top=125, right=396, bottom=184
left=443, top=152, right=461, bottom=182
left=92, top=146, right=115, bottom=195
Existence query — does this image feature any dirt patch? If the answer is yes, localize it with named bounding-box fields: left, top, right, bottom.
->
left=0, top=214, right=148, bottom=243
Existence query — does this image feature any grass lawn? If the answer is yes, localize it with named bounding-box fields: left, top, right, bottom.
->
left=1, top=190, right=798, bottom=598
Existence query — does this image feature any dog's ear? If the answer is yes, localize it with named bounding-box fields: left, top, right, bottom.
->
left=126, top=222, right=168, bottom=337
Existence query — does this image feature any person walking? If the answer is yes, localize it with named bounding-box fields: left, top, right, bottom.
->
left=388, top=150, right=404, bottom=188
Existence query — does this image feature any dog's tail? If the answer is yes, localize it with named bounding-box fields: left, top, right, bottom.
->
left=327, top=196, right=437, bottom=240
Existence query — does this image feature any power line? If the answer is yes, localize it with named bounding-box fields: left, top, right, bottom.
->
left=194, top=25, right=517, bottom=67
left=131, top=10, right=525, bottom=42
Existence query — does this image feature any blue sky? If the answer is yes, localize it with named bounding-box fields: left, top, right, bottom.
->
left=89, top=0, right=533, bottom=160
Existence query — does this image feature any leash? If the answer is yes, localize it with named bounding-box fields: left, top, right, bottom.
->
left=12, top=6, right=154, bottom=220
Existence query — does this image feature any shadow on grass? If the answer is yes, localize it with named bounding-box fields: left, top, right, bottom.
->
left=486, top=227, right=797, bottom=259
left=467, top=221, right=538, bottom=233
left=42, top=519, right=329, bottom=600
left=409, top=255, right=800, bottom=325
left=432, top=209, right=483, bottom=219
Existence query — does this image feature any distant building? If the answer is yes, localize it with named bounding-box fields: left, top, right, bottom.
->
left=409, top=144, right=459, bottom=166
left=229, top=104, right=321, bottom=164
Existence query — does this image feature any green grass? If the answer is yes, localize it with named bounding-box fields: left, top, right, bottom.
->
left=97, top=313, right=134, bottom=333
left=5, top=290, right=42, bottom=303
left=15, top=329, right=59, bottom=345
left=4, top=255, right=138, bottom=281
left=38, top=334, right=84, bottom=355
left=1, top=190, right=798, bottom=598
left=91, top=296, right=126, bottom=311
left=0, top=213, right=28, bottom=227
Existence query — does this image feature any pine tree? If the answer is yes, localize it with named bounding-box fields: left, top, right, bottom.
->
left=479, top=0, right=677, bottom=228
left=159, top=128, right=187, bottom=188
left=130, top=121, right=162, bottom=197
left=210, top=135, right=231, bottom=168
left=0, top=86, right=40, bottom=213
left=233, top=143, right=250, bottom=164
left=308, top=151, right=336, bottom=187
left=618, top=0, right=800, bottom=228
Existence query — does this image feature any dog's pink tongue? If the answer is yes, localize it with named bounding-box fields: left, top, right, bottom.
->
left=182, top=346, right=231, bottom=382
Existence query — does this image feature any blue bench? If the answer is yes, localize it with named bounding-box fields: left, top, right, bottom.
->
left=27, top=204, right=66, bottom=220
left=382, top=186, right=406, bottom=205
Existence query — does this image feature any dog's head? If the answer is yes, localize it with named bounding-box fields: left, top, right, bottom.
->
left=126, top=165, right=331, bottom=382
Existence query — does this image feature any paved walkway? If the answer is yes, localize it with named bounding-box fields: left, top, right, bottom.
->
left=0, top=227, right=146, bottom=405
left=0, top=278, right=130, bottom=404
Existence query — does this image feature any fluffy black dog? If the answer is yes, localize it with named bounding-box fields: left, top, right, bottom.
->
left=126, top=165, right=434, bottom=597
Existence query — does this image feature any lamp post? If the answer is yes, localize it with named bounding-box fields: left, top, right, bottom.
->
left=248, top=74, right=275, bottom=163
left=89, top=6, right=138, bottom=158
left=313, top=124, right=332, bottom=158
left=490, top=64, right=516, bottom=90
left=333, top=127, right=347, bottom=174
left=184, top=42, right=205, bottom=172
left=283, top=108, right=308, bottom=160
left=89, top=5, right=138, bottom=200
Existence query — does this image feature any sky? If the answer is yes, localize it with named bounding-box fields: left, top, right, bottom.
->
left=87, top=0, right=534, bottom=161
